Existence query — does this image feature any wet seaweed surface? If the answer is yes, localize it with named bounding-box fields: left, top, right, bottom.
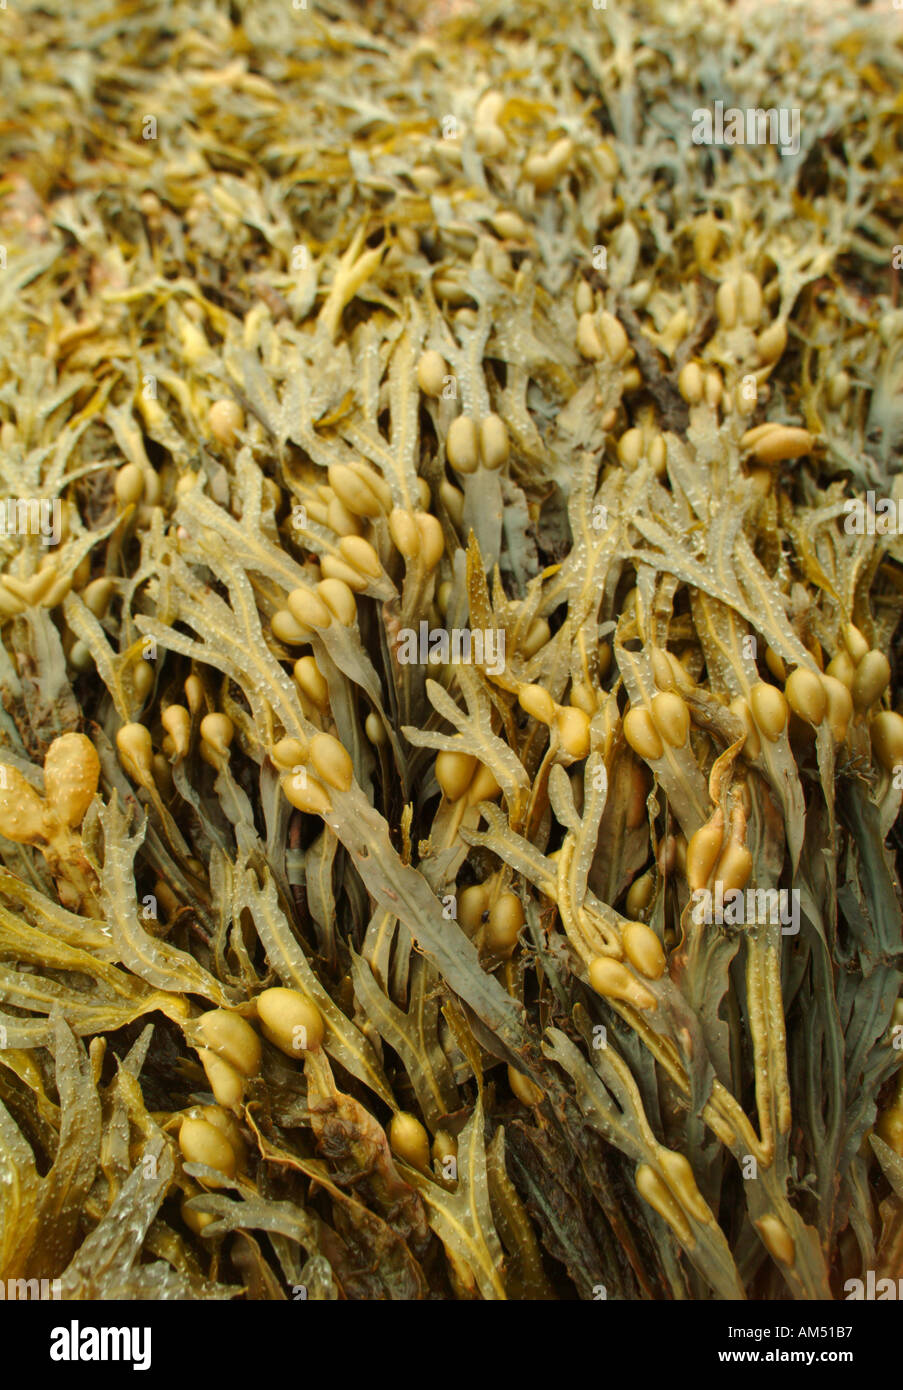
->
left=0, top=0, right=902, bottom=1301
